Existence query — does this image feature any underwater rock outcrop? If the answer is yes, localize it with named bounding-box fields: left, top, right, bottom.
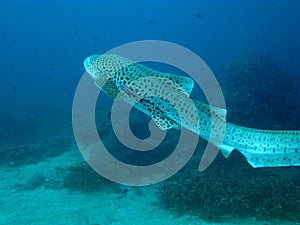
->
left=47, top=162, right=113, bottom=193
left=156, top=153, right=300, bottom=222
left=219, top=53, right=300, bottom=129
left=24, top=173, right=46, bottom=190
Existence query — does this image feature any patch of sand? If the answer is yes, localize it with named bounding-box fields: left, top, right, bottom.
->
left=0, top=150, right=297, bottom=225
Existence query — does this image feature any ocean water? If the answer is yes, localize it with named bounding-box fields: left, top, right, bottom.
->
left=0, top=0, right=299, bottom=224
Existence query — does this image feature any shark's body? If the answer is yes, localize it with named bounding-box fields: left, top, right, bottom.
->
left=84, top=54, right=300, bottom=168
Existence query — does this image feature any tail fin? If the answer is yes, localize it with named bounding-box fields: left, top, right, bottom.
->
left=220, top=123, right=300, bottom=168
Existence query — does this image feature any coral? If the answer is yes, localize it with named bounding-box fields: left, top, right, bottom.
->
left=47, top=162, right=114, bottom=193
left=23, top=173, right=46, bottom=190
left=0, top=135, right=72, bottom=166
left=218, top=53, right=300, bottom=129
left=156, top=154, right=300, bottom=222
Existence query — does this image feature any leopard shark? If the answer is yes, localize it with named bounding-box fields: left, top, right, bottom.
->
left=83, top=54, right=300, bottom=169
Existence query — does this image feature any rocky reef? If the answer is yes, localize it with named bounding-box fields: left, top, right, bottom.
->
left=52, top=162, right=113, bottom=193
left=218, top=53, right=300, bottom=129
left=156, top=152, right=300, bottom=222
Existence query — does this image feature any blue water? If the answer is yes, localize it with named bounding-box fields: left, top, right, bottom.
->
left=0, top=0, right=299, bottom=224
left=1, top=0, right=299, bottom=115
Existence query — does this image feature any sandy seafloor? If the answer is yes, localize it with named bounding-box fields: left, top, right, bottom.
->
left=0, top=148, right=298, bottom=225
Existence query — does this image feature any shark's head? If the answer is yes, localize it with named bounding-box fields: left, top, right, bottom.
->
left=83, top=54, right=195, bottom=102
left=84, top=54, right=138, bottom=98
left=83, top=55, right=101, bottom=80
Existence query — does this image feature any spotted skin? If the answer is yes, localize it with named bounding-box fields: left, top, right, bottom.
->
left=84, top=54, right=300, bottom=168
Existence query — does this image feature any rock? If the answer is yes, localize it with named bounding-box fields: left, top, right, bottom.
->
left=24, top=173, right=46, bottom=190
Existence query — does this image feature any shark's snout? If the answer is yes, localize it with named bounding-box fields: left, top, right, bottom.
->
left=84, top=55, right=99, bottom=80
left=83, top=57, right=91, bottom=71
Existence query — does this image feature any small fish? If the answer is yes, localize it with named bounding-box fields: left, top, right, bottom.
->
left=84, top=54, right=300, bottom=169
left=13, top=85, right=17, bottom=91
left=73, top=27, right=79, bottom=38
left=196, top=13, right=202, bottom=19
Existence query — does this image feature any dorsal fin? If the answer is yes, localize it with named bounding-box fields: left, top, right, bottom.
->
left=115, top=75, right=194, bottom=131
left=159, top=73, right=194, bottom=96
left=134, top=63, right=194, bottom=96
